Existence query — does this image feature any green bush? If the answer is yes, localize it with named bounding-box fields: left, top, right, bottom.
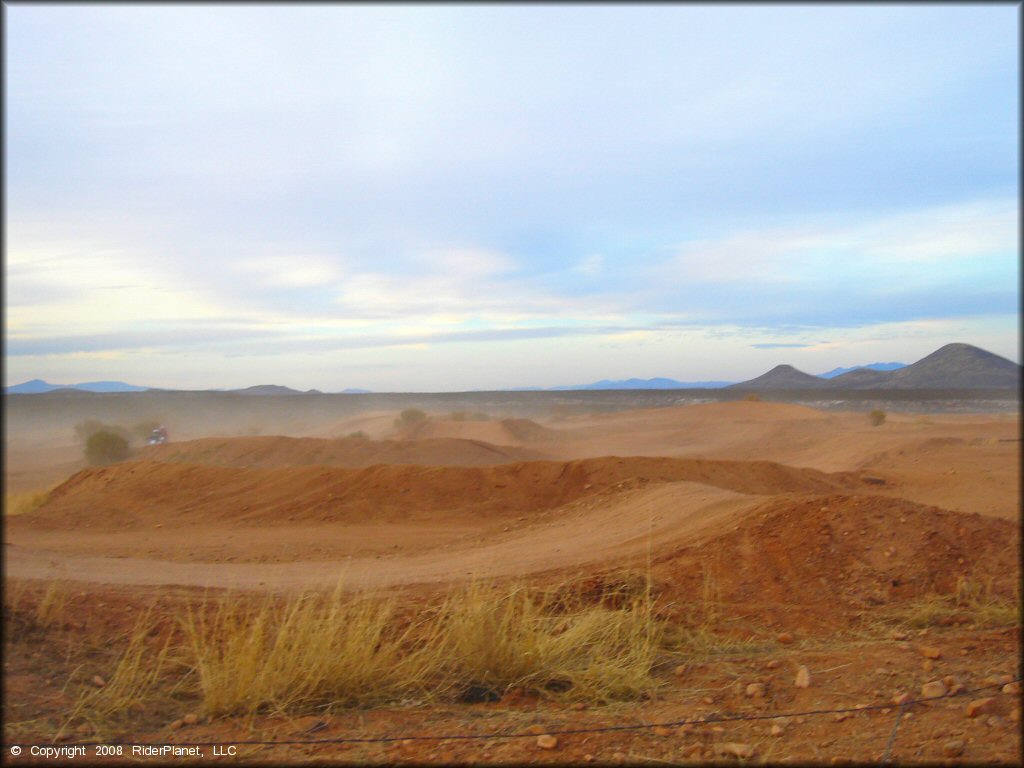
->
left=394, top=408, right=428, bottom=428
left=85, top=431, right=131, bottom=465
left=868, top=409, right=886, bottom=427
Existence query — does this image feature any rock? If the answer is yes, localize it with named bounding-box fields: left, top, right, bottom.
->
left=921, top=680, right=948, bottom=699
left=965, top=697, right=998, bottom=718
left=745, top=682, right=766, bottom=698
left=918, top=645, right=941, bottom=659
left=833, top=712, right=851, bottom=722
left=169, top=720, right=183, bottom=731
left=717, top=743, right=755, bottom=759
left=985, top=715, right=1004, bottom=728
left=765, top=659, right=780, bottom=670
left=526, top=724, right=546, bottom=735
left=702, top=696, right=714, bottom=704
left=1009, top=706, right=1020, bottom=723
left=892, top=692, right=913, bottom=706
left=182, top=713, right=200, bottom=725
left=942, top=739, right=965, bottom=758
left=777, top=632, right=794, bottom=645
left=583, top=755, right=595, bottom=763
left=1001, top=682, right=1021, bottom=695
left=91, top=675, right=106, bottom=688
left=536, top=735, right=558, bottom=750
left=571, top=702, right=586, bottom=711
left=921, top=659, right=934, bottom=673
left=673, top=664, right=688, bottom=677
left=794, top=666, right=811, bottom=688
left=769, top=723, right=784, bottom=736
left=891, top=630, right=908, bottom=640
left=652, top=726, right=673, bottom=737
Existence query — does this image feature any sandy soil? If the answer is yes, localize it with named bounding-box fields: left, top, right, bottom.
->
left=3, top=399, right=1019, bottom=761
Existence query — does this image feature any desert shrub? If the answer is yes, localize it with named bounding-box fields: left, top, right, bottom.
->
left=75, top=420, right=130, bottom=445
left=868, top=409, right=886, bottom=426
left=345, top=431, right=369, bottom=440
left=85, top=431, right=131, bottom=465
left=394, top=408, right=428, bottom=428
left=743, top=393, right=762, bottom=402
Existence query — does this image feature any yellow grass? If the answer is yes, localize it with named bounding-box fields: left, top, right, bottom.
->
left=181, top=578, right=665, bottom=716
left=885, top=576, right=1020, bottom=630
left=4, top=488, right=52, bottom=516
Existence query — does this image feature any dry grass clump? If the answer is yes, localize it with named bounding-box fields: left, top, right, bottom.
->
left=885, top=576, right=1020, bottom=630
left=183, top=586, right=425, bottom=715
left=181, top=579, right=665, bottom=717
left=868, top=409, right=886, bottom=426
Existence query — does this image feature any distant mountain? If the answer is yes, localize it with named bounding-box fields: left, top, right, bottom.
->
left=229, top=385, right=305, bottom=396
left=728, top=365, right=827, bottom=390
left=733, top=343, right=1020, bottom=391
left=5, top=379, right=150, bottom=394
left=832, top=343, right=1020, bottom=389
left=550, top=377, right=734, bottom=391
left=341, top=388, right=373, bottom=394
left=817, top=362, right=906, bottom=379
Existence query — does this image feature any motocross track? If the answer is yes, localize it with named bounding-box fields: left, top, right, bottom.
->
left=5, top=402, right=1019, bottom=596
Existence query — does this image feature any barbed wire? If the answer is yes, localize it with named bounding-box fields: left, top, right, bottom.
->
left=5, top=676, right=1019, bottom=751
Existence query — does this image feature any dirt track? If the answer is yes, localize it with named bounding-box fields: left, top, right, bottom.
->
left=5, top=401, right=1019, bottom=594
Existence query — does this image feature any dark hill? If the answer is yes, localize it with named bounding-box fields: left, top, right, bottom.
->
left=728, top=364, right=826, bottom=390
left=879, top=343, right=1020, bottom=389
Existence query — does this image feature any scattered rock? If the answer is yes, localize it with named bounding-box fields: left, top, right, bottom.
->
left=765, top=659, right=780, bottom=670
left=652, top=726, right=673, bottom=737
left=526, top=724, right=546, bottom=735
left=769, top=723, right=785, bottom=736
left=702, top=696, right=714, bottom=705
left=1009, top=706, right=1020, bottom=723
left=921, top=680, right=948, bottom=699
left=918, top=645, right=942, bottom=659
left=182, top=713, right=200, bottom=726
left=536, top=735, right=558, bottom=750
left=777, top=632, right=794, bottom=645
left=571, top=701, right=586, bottom=711
left=965, top=698, right=998, bottom=718
left=673, top=664, right=688, bottom=677
left=583, top=754, right=595, bottom=763
left=892, top=692, right=913, bottom=706
left=833, top=712, right=851, bottom=722
left=794, top=665, right=811, bottom=688
left=985, top=715, right=1004, bottom=728
left=942, top=739, right=965, bottom=758
left=91, top=675, right=106, bottom=688
left=921, top=659, right=934, bottom=673
left=745, top=682, right=766, bottom=698
left=717, top=742, right=755, bottom=759
left=169, top=720, right=183, bottom=731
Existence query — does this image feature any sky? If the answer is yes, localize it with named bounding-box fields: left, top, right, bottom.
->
left=4, top=4, right=1019, bottom=391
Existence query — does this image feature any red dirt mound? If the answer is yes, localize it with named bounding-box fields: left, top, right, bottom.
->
left=649, top=493, right=1020, bottom=629
left=142, top=435, right=549, bottom=468
left=19, top=456, right=857, bottom=531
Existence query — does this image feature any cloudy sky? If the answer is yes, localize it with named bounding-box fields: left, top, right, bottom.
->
left=5, top=4, right=1019, bottom=391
